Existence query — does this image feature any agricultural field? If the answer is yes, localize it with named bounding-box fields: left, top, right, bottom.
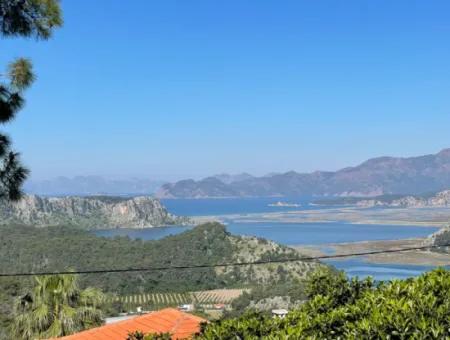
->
left=192, top=289, right=246, bottom=304
left=114, top=288, right=248, bottom=311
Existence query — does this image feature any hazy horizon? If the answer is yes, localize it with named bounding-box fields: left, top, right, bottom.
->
left=23, top=146, right=450, bottom=183
left=3, top=1, right=450, bottom=181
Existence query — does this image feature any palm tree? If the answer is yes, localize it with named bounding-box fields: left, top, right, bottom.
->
left=12, top=274, right=104, bottom=339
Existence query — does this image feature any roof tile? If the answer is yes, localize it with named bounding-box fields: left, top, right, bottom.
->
left=57, top=308, right=206, bottom=340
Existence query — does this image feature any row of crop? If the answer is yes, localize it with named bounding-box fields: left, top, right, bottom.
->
left=192, top=289, right=247, bottom=304
left=117, top=292, right=192, bottom=305
left=112, top=289, right=247, bottom=310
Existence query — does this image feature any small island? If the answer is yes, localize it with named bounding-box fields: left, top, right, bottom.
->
left=268, top=201, right=301, bottom=207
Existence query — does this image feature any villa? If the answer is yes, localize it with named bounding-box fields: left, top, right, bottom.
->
left=59, top=308, right=206, bottom=340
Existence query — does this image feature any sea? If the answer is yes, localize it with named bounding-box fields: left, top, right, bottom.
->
left=93, top=197, right=446, bottom=281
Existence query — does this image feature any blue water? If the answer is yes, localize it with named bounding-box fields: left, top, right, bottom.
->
left=93, top=222, right=441, bottom=280
left=93, top=198, right=446, bottom=280
left=161, top=197, right=318, bottom=216
left=327, top=259, right=442, bottom=281
left=226, top=222, right=437, bottom=245
left=94, top=222, right=438, bottom=246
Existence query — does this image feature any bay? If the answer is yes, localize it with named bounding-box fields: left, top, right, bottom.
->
left=160, top=197, right=319, bottom=216
left=93, top=223, right=441, bottom=281
left=93, top=198, right=446, bottom=280
left=94, top=222, right=438, bottom=245
left=327, top=259, right=439, bottom=281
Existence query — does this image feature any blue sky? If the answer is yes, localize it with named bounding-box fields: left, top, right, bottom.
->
left=2, top=0, right=450, bottom=181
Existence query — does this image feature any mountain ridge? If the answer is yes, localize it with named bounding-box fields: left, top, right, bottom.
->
left=0, top=195, right=190, bottom=229
left=156, top=148, right=450, bottom=198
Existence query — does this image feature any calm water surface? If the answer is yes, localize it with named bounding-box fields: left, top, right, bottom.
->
left=160, top=197, right=318, bottom=216
left=94, top=222, right=437, bottom=245
left=327, top=259, right=440, bottom=281
left=94, top=223, right=441, bottom=280
left=94, top=198, right=445, bottom=280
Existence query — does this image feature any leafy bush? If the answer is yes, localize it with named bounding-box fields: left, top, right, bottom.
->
left=127, top=330, right=171, bottom=340
left=196, top=268, right=450, bottom=339
left=225, top=280, right=307, bottom=317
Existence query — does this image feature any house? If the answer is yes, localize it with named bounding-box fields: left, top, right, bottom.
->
left=58, top=308, right=206, bottom=340
left=178, top=304, right=194, bottom=312
left=271, top=309, right=289, bottom=318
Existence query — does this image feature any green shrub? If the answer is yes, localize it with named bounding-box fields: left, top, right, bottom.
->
left=196, top=268, right=450, bottom=339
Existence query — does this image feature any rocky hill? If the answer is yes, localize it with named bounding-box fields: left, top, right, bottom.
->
left=424, top=225, right=450, bottom=252
left=157, top=148, right=450, bottom=198
left=0, top=195, right=190, bottom=229
left=337, top=190, right=450, bottom=208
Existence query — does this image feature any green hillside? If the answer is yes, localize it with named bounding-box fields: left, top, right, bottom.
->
left=0, top=222, right=318, bottom=337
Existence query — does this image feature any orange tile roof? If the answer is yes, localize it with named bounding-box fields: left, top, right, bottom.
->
left=58, top=308, right=206, bottom=340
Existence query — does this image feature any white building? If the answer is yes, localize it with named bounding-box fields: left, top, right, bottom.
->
left=271, top=309, right=288, bottom=318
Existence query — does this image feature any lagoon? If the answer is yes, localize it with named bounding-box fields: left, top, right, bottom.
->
left=94, top=221, right=437, bottom=245
left=93, top=198, right=446, bottom=280
left=93, top=220, right=442, bottom=281
left=160, top=197, right=319, bottom=216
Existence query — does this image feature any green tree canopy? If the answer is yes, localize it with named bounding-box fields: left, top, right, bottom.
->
left=0, top=0, right=62, bottom=39
left=196, top=268, right=450, bottom=339
left=0, top=0, right=62, bottom=201
left=12, top=274, right=104, bottom=339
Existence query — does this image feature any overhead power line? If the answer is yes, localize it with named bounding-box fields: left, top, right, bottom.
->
left=0, top=242, right=449, bottom=278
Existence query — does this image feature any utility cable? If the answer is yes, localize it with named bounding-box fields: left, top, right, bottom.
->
left=0, top=242, right=448, bottom=277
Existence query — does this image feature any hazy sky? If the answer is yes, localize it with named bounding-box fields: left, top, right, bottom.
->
left=2, top=1, right=450, bottom=181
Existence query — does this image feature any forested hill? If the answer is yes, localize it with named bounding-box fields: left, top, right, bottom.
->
left=0, top=195, right=190, bottom=229
left=0, top=222, right=318, bottom=294
left=0, top=222, right=319, bottom=333
left=157, top=148, right=450, bottom=198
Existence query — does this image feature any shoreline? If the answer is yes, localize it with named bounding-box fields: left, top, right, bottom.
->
left=192, top=217, right=444, bottom=228
left=292, top=238, right=450, bottom=267
left=192, top=206, right=450, bottom=228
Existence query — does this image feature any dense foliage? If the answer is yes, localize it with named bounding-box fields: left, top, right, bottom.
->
left=0, top=0, right=62, bottom=38
left=0, top=222, right=308, bottom=293
left=127, top=330, right=172, bottom=340
left=197, top=267, right=450, bottom=339
left=1, top=223, right=236, bottom=293
left=0, top=222, right=308, bottom=337
left=227, top=282, right=308, bottom=317
left=12, top=274, right=103, bottom=339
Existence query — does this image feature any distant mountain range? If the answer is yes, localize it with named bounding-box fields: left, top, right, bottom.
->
left=156, top=148, right=450, bottom=198
left=24, top=176, right=167, bottom=196
left=212, top=173, right=254, bottom=184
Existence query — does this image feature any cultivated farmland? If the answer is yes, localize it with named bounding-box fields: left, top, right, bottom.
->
left=115, top=288, right=248, bottom=311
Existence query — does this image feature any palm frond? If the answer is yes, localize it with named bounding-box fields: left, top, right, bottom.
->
left=0, top=85, right=24, bottom=123
left=0, top=133, right=11, bottom=158
left=13, top=274, right=105, bottom=338
left=0, top=151, right=29, bottom=201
